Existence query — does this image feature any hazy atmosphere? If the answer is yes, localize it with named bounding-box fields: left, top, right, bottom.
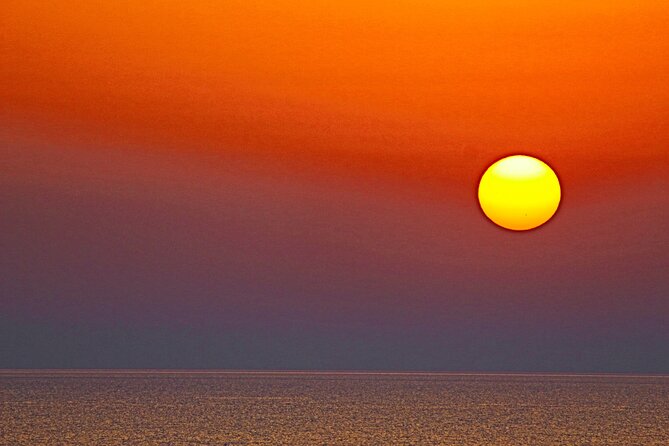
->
left=2, top=0, right=668, bottom=372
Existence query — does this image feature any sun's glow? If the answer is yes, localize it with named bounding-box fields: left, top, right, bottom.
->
left=478, top=155, right=561, bottom=231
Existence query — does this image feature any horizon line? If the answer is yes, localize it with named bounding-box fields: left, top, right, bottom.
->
left=1, top=369, right=668, bottom=379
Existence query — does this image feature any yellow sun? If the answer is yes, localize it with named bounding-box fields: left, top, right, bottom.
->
left=478, top=155, right=561, bottom=231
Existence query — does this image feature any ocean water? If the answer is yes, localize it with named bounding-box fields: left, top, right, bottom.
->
left=1, top=371, right=668, bottom=445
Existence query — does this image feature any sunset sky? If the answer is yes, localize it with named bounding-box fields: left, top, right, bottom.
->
left=2, top=1, right=668, bottom=371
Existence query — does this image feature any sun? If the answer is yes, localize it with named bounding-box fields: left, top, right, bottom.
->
left=478, top=155, right=561, bottom=231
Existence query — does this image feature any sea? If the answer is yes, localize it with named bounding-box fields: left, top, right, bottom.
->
left=1, top=371, right=668, bottom=445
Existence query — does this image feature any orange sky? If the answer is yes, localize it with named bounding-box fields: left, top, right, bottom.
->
left=2, top=1, right=669, bottom=371
left=3, top=0, right=668, bottom=204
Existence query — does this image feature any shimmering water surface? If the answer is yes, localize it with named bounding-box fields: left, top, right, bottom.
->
left=1, top=371, right=668, bottom=445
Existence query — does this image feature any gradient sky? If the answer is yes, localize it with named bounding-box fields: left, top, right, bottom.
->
left=2, top=1, right=668, bottom=372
